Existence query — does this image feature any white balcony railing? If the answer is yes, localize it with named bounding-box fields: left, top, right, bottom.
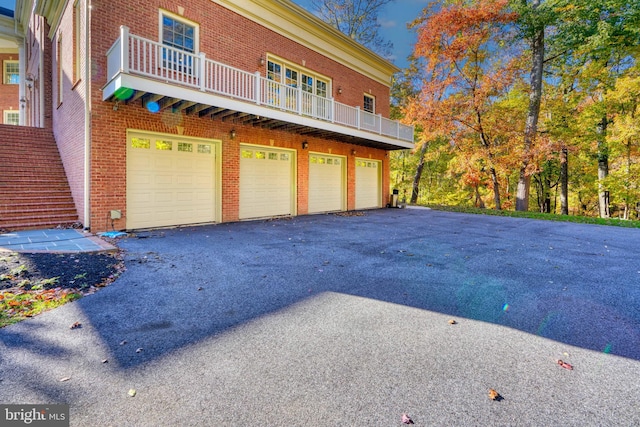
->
left=106, top=26, right=414, bottom=143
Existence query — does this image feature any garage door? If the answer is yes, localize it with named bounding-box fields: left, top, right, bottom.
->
left=126, top=131, right=218, bottom=229
left=308, top=153, right=345, bottom=214
left=239, top=145, right=295, bottom=219
left=355, top=158, right=381, bottom=209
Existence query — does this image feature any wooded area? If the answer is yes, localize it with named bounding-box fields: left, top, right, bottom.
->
left=386, top=0, right=640, bottom=219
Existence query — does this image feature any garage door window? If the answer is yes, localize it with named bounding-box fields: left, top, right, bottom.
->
left=178, top=142, right=193, bottom=152
left=198, top=144, right=212, bottom=154
left=255, top=151, right=266, bottom=160
left=242, top=150, right=253, bottom=158
left=156, top=140, right=172, bottom=150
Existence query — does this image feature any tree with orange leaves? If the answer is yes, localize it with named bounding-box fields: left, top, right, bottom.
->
left=405, top=0, right=520, bottom=209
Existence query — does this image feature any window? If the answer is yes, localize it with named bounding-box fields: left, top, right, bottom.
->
left=266, top=57, right=330, bottom=98
left=73, top=0, right=81, bottom=84
left=364, top=94, right=375, bottom=113
left=4, top=60, right=19, bottom=85
left=3, top=111, right=19, bottom=125
left=160, top=11, right=198, bottom=72
left=57, top=35, right=63, bottom=105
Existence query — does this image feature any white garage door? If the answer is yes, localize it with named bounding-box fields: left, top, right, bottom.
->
left=127, top=131, right=217, bottom=229
left=239, top=145, right=294, bottom=219
left=308, top=153, right=345, bottom=214
left=355, top=158, right=381, bottom=209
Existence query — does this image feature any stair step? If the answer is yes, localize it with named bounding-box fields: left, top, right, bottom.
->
left=0, top=125, right=79, bottom=232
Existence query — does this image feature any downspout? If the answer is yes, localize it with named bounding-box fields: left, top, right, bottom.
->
left=83, top=0, right=91, bottom=229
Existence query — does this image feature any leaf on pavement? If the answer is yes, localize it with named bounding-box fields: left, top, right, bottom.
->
left=69, top=321, right=82, bottom=329
left=59, top=377, right=71, bottom=382
left=489, top=388, right=502, bottom=400
left=557, top=359, right=573, bottom=370
left=401, top=413, right=414, bottom=424
left=448, top=319, right=457, bottom=325
left=128, top=389, right=136, bottom=397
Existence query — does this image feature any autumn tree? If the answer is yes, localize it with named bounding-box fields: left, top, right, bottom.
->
left=405, top=0, right=520, bottom=209
left=309, top=0, right=395, bottom=57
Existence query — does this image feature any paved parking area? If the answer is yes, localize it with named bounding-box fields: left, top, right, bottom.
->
left=0, top=209, right=639, bottom=426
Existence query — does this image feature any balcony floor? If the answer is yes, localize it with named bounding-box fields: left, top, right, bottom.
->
left=103, top=73, right=414, bottom=151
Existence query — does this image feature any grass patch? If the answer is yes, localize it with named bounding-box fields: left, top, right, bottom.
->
left=0, top=289, right=82, bottom=328
left=423, top=204, right=640, bottom=228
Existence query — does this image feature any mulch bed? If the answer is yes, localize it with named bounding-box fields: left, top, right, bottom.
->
left=0, top=251, right=124, bottom=293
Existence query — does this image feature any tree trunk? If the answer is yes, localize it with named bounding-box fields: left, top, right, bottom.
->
left=474, top=185, right=485, bottom=208
left=560, top=147, right=568, bottom=215
left=516, top=0, right=544, bottom=212
left=597, top=116, right=610, bottom=218
left=410, top=142, right=429, bottom=204
left=490, top=167, right=501, bottom=210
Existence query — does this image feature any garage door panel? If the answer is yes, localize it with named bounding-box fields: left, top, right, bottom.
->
left=355, top=159, right=381, bottom=210
left=309, top=154, right=344, bottom=213
left=127, top=132, right=217, bottom=229
left=240, top=146, right=294, bottom=219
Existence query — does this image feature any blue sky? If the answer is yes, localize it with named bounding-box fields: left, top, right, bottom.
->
left=0, top=0, right=12, bottom=12
left=292, top=0, right=428, bottom=69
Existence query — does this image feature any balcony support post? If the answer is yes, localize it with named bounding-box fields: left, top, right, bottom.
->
left=356, top=106, right=360, bottom=130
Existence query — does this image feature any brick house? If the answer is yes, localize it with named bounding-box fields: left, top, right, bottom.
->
left=12, top=0, right=413, bottom=232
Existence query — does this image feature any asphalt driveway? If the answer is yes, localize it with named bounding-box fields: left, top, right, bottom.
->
left=1, top=208, right=639, bottom=426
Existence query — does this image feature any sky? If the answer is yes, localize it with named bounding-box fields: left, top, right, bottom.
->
left=0, top=0, right=12, bottom=12
left=292, top=0, right=428, bottom=69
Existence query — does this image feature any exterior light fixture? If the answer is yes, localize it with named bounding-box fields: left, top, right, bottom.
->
left=25, top=74, right=34, bottom=89
left=259, top=56, right=265, bottom=66
left=338, top=86, right=342, bottom=94
left=351, top=149, right=356, bottom=156
left=302, top=141, right=309, bottom=149
left=230, top=129, right=236, bottom=139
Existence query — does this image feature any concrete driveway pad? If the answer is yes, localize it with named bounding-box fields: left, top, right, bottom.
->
left=1, top=209, right=639, bottom=426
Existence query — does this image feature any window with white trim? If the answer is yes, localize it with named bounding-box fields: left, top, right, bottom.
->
left=364, top=93, right=375, bottom=114
left=3, top=110, right=19, bottom=125
left=160, top=11, right=199, bottom=72
left=4, top=60, right=19, bottom=85
left=266, top=57, right=330, bottom=98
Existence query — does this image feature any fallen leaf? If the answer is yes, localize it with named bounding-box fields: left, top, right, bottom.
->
left=401, top=413, right=414, bottom=424
left=136, top=348, right=143, bottom=353
left=59, top=377, right=71, bottom=382
left=448, top=319, right=457, bottom=325
left=69, top=321, right=82, bottom=329
left=128, top=389, right=136, bottom=397
left=197, top=287, right=203, bottom=291
left=102, top=359, right=109, bottom=364
left=489, top=389, right=501, bottom=401
left=557, top=360, right=573, bottom=370
left=120, top=340, right=127, bottom=346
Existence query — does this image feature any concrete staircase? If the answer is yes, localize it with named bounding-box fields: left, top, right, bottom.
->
left=0, top=125, right=79, bottom=231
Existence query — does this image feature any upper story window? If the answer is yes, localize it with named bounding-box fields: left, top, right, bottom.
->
left=160, top=11, right=199, bottom=72
left=364, top=93, right=375, bottom=114
left=161, top=12, right=197, bottom=53
left=4, top=60, right=19, bottom=85
left=266, top=57, right=330, bottom=98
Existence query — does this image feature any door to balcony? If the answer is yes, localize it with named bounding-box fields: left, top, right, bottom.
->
left=126, top=131, right=219, bottom=229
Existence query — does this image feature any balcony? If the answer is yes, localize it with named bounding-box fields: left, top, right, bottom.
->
left=103, top=26, right=414, bottom=150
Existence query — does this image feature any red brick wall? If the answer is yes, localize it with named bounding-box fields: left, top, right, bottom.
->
left=54, top=0, right=394, bottom=231
left=0, top=54, right=19, bottom=123
left=50, top=0, right=88, bottom=224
